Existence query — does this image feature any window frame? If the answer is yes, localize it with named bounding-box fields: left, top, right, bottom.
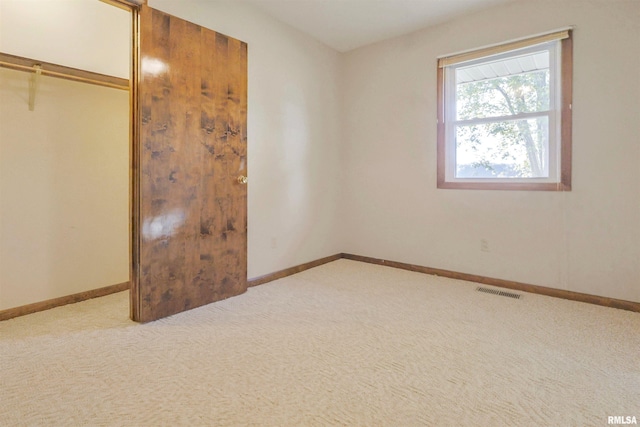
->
left=436, top=30, right=573, bottom=191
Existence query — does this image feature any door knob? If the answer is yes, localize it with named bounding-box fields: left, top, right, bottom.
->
left=237, top=175, right=248, bottom=185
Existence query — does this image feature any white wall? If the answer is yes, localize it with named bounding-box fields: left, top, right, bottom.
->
left=341, top=0, right=640, bottom=302
left=0, top=0, right=130, bottom=78
left=149, top=0, right=344, bottom=279
left=0, top=69, right=130, bottom=310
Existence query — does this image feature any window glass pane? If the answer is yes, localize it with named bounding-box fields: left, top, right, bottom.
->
left=456, top=51, right=550, bottom=121
left=455, top=117, right=549, bottom=178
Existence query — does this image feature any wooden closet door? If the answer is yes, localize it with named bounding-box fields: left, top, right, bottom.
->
left=131, top=5, right=248, bottom=322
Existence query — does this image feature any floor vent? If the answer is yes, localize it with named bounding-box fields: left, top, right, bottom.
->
left=476, top=286, right=521, bottom=299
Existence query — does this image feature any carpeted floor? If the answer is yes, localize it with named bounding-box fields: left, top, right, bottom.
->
left=1, top=259, right=638, bottom=426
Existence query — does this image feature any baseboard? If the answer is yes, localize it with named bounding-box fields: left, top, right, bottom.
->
left=0, top=281, right=130, bottom=321
left=341, top=253, right=640, bottom=313
left=247, top=254, right=342, bottom=287
left=3, top=252, right=637, bottom=321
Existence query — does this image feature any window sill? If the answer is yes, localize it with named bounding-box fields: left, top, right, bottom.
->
left=436, top=180, right=571, bottom=191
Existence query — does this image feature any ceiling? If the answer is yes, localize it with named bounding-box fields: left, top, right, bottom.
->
left=242, top=0, right=518, bottom=52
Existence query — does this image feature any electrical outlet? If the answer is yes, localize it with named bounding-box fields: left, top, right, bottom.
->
left=480, top=238, right=489, bottom=252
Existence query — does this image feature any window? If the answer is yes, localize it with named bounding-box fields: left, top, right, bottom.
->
left=437, top=30, right=572, bottom=191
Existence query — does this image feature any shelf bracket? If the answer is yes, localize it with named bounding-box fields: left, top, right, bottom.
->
left=28, top=64, right=42, bottom=111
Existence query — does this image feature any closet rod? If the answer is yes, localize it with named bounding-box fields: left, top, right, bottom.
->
left=0, top=52, right=129, bottom=91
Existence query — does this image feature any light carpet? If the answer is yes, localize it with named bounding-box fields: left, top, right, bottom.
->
left=1, top=259, right=638, bottom=426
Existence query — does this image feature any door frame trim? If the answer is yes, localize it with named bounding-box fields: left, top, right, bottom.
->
left=129, top=4, right=142, bottom=321
left=101, top=0, right=142, bottom=321
left=99, top=0, right=145, bottom=11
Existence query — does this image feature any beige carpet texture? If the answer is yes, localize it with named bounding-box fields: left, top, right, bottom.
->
left=1, top=259, right=638, bottom=426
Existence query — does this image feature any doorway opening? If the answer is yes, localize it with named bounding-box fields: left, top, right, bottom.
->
left=0, top=0, right=132, bottom=319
